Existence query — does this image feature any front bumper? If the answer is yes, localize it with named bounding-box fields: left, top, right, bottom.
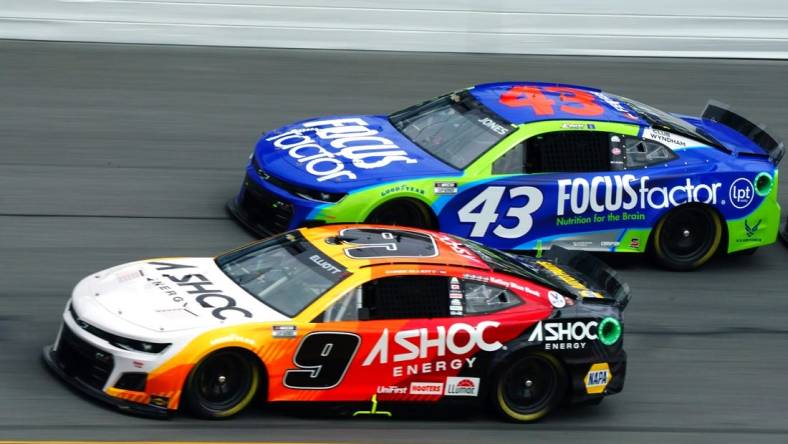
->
left=227, top=166, right=326, bottom=238
left=42, top=344, right=170, bottom=419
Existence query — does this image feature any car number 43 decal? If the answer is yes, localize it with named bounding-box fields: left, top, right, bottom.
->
left=458, top=186, right=544, bottom=238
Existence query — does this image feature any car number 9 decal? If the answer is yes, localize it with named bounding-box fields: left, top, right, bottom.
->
left=457, top=186, right=544, bottom=239
left=283, top=332, right=361, bottom=390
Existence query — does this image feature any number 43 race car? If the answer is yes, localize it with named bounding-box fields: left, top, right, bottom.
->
left=228, top=82, right=783, bottom=270
left=43, top=225, right=628, bottom=422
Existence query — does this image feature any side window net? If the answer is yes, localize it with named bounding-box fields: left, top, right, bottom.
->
left=364, top=276, right=449, bottom=320
left=526, top=131, right=610, bottom=173
left=315, top=276, right=450, bottom=322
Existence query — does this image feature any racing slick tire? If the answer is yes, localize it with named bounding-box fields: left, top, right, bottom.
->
left=365, top=198, right=436, bottom=229
left=182, top=348, right=261, bottom=419
left=780, top=216, right=788, bottom=247
left=492, top=352, right=568, bottom=423
left=651, top=205, right=723, bottom=271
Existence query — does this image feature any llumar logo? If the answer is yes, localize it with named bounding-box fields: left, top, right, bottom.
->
left=265, top=118, right=418, bottom=182
left=557, top=175, right=721, bottom=216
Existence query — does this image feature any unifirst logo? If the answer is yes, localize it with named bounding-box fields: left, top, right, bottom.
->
left=557, top=175, right=721, bottom=216
left=266, top=118, right=418, bottom=182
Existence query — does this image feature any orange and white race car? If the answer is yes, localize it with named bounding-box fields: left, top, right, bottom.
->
left=43, top=225, right=628, bottom=422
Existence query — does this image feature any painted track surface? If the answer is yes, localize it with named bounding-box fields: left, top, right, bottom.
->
left=1, top=40, right=787, bottom=443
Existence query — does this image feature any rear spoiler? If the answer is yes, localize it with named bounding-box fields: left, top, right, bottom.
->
left=542, top=246, right=631, bottom=309
left=702, top=100, right=784, bottom=164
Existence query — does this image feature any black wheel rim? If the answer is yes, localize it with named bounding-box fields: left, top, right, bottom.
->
left=659, top=207, right=716, bottom=263
left=368, top=201, right=427, bottom=228
left=195, top=352, right=252, bottom=412
left=501, top=356, right=559, bottom=415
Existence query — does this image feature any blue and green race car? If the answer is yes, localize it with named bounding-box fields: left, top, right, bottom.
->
left=228, top=82, right=783, bottom=270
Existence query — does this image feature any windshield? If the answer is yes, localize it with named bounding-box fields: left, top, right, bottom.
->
left=389, top=91, right=514, bottom=169
left=611, top=94, right=722, bottom=148
left=451, top=236, right=565, bottom=291
left=216, top=231, right=348, bottom=317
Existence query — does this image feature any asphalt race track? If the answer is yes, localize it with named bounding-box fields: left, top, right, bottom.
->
left=1, top=40, right=787, bottom=444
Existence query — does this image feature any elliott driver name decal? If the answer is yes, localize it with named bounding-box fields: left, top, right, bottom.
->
left=266, top=118, right=418, bottom=182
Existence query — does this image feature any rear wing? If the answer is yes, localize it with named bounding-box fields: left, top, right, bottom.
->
left=542, top=246, right=631, bottom=309
left=702, top=100, right=784, bottom=164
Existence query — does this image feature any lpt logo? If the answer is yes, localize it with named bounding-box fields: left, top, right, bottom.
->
left=729, top=178, right=754, bottom=209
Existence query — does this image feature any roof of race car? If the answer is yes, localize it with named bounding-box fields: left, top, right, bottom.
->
left=469, top=81, right=647, bottom=126
left=300, top=225, right=492, bottom=271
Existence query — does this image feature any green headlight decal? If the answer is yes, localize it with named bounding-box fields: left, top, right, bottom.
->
left=598, top=317, right=622, bottom=346
left=754, top=172, right=773, bottom=197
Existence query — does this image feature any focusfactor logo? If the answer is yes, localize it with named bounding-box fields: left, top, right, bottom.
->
left=265, top=118, right=418, bottom=182
left=557, top=175, right=722, bottom=216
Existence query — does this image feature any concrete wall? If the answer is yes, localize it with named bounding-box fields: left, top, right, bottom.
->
left=2, top=1, right=787, bottom=58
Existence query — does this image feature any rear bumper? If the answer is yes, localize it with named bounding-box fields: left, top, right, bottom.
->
left=566, top=348, right=626, bottom=405
left=42, top=345, right=171, bottom=419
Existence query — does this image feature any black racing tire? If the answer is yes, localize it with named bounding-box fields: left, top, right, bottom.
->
left=651, top=205, right=723, bottom=271
left=491, top=353, right=567, bottom=423
left=780, top=216, right=788, bottom=247
left=365, top=199, right=436, bottom=229
left=182, top=349, right=260, bottom=419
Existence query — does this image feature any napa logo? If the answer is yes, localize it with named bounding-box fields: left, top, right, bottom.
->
left=584, top=362, right=611, bottom=394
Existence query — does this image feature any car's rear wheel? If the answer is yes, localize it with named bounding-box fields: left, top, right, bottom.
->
left=652, top=205, right=723, bottom=271
left=366, top=199, right=435, bottom=229
left=780, top=216, right=788, bottom=247
left=182, top=349, right=260, bottom=419
left=492, top=353, right=567, bottom=423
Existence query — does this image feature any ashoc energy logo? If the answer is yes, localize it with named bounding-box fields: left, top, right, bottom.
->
left=444, top=377, right=480, bottom=397
left=266, top=118, right=418, bottom=182
left=527, top=320, right=598, bottom=350
left=729, top=178, right=754, bottom=209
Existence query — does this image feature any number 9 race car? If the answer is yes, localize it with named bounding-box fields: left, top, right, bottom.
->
left=43, top=225, right=628, bottom=422
left=228, top=82, right=783, bottom=270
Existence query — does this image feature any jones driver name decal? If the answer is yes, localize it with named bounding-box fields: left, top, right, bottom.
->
left=265, top=118, right=418, bottom=182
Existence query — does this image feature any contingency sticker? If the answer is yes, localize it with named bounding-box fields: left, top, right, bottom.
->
left=584, top=362, right=611, bottom=394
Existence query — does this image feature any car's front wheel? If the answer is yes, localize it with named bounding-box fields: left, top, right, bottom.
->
left=652, top=205, right=723, bottom=271
left=366, top=199, right=435, bottom=229
left=492, top=353, right=567, bottom=423
left=182, top=349, right=260, bottom=419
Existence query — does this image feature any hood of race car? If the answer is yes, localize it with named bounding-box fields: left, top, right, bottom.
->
left=72, top=258, right=289, bottom=333
left=255, top=115, right=460, bottom=193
